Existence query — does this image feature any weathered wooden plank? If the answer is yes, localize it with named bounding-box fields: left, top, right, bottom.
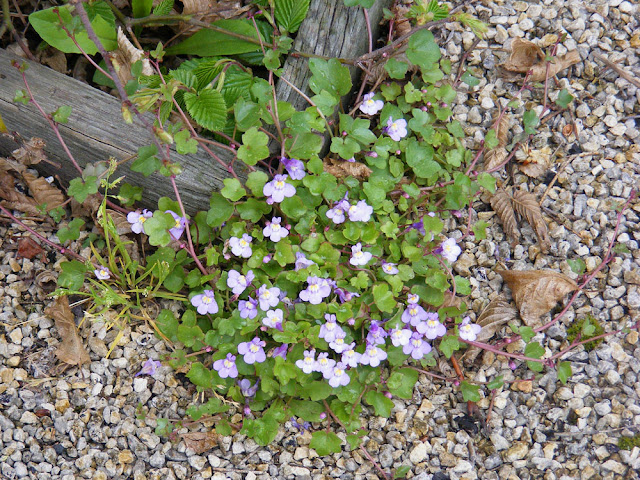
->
left=0, top=48, right=239, bottom=214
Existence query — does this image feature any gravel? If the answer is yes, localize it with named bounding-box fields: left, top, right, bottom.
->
left=1, top=0, right=640, bottom=479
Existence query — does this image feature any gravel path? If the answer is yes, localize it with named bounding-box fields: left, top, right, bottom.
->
left=1, top=1, right=640, bottom=479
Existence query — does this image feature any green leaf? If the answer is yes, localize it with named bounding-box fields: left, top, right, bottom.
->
left=131, top=145, right=161, bottom=177
left=405, top=138, right=438, bottom=179
left=289, top=399, right=324, bottom=422
left=234, top=97, right=261, bottom=131
left=221, top=178, right=246, bottom=201
left=344, top=0, right=375, bottom=6
left=523, top=109, right=539, bottom=135
left=156, top=309, right=178, bottom=341
left=394, top=466, right=411, bottom=479
left=144, top=211, right=174, bottom=246
left=57, top=218, right=85, bottom=244
left=387, top=368, right=418, bottom=399
left=484, top=129, right=499, bottom=150
left=460, top=381, right=481, bottom=402
left=364, top=391, right=394, bottom=417
left=166, top=19, right=263, bottom=56
left=477, top=172, right=496, bottom=193
left=567, top=258, right=586, bottom=275
left=461, top=70, right=480, bottom=87
left=241, top=415, right=280, bottom=446
left=280, top=196, right=307, bottom=220
left=439, top=335, right=460, bottom=358
left=330, top=136, right=361, bottom=160
left=153, top=0, right=173, bottom=15
left=346, top=434, right=363, bottom=450
left=184, top=89, right=227, bottom=131
left=174, top=129, right=198, bottom=154
left=308, top=58, right=352, bottom=97
left=557, top=361, right=572, bottom=384
left=555, top=89, right=574, bottom=108
left=310, top=431, right=342, bottom=456
left=472, top=220, right=489, bottom=241
left=67, top=176, right=98, bottom=203
left=246, top=171, right=269, bottom=196
left=58, top=260, right=88, bottom=290
left=52, top=105, right=72, bottom=124
left=525, top=341, right=545, bottom=372
left=237, top=198, right=270, bottom=222
left=385, top=58, right=409, bottom=79
left=237, top=127, right=269, bottom=166
left=132, top=0, right=153, bottom=18
left=487, top=375, right=504, bottom=390
left=275, top=0, right=310, bottom=33
left=207, top=193, right=234, bottom=227
left=286, top=132, right=323, bottom=159
left=307, top=381, right=332, bottom=401
left=406, top=29, right=441, bottom=69
left=519, top=326, right=535, bottom=343
left=373, top=284, right=396, bottom=313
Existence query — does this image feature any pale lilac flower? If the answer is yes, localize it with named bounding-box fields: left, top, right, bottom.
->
left=319, top=314, right=344, bottom=343
left=341, top=344, right=361, bottom=368
left=295, top=252, right=315, bottom=271
left=360, top=345, right=387, bottom=367
left=407, top=293, right=420, bottom=304
left=238, top=337, right=266, bottom=364
left=94, top=267, right=111, bottom=280
left=257, top=285, right=280, bottom=311
left=262, top=309, right=283, bottom=330
left=191, top=289, right=219, bottom=315
left=238, top=378, right=259, bottom=398
left=291, top=417, right=311, bottom=431
left=366, top=321, right=388, bottom=346
left=271, top=344, right=288, bottom=359
left=135, top=358, right=161, bottom=377
left=347, top=200, right=373, bottom=222
left=239, top=298, right=258, bottom=319
left=382, top=262, right=399, bottom=275
left=127, top=209, right=152, bottom=234
left=359, top=92, right=384, bottom=115
left=324, top=362, right=351, bottom=388
left=326, top=195, right=350, bottom=224
left=299, top=276, right=332, bottom=304
left=314, top=352, right=336, bottom=375
left=459, top=316, right=482, bottom=342
left=401, top=303, right=429, bottom=326
left=227, top=269, right=254, bottom=295
left=281, top=157, right=306, bottom=180
left=329, top=329, right=349, bottom=353
left=441, top=237, right=462, bottom=263
left=403, top=332, right=432, bottom=360
left=385, top=117, right=408, bottom=141
left=335, top=288, right=360, bottom=303
left=296, top=349, right=316, bottom=374
left=389, top=328, right=412, bottom=347
left=350, top=243, right=372, bottom=266
left=418, top=315, right=447, bottom=340
left=213, top=353, right=238, bottom=378
left=166, top=210, right=187, bottom=240
left=229, top=234, right=253, bottom=258
left=263, top=217, right=289, bottom=242
left=263, top=174, right=296, bottom=204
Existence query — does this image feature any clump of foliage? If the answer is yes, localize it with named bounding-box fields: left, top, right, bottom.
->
left=566, top=315, right=604, bottom=352
left=618, top=434, right=640, bottom=451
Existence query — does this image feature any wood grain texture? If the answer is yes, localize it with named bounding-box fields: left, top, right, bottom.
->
left=0, top=48, right=240, bottom=213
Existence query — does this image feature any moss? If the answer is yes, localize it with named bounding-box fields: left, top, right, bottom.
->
left=618, top=434, right=640, bottom=450
left=566, top=315, right=604, bottom=352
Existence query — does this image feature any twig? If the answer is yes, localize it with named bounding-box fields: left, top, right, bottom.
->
left=453, top=37, right=481, bottom=88
left=594, top=53, right=640, bottom=89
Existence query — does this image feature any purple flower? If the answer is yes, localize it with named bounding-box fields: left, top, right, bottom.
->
left=296, top=349, right=316, bottom=374
left=257, top=285, right=280, bottom=311
left=407, top=293, right=420, bottom=304
left=389, top=328, right=412, bottom=347
left=227, top=269, right=254, bottom=295
left=408, top=218, right=426, bottom=236
left=326, top=195, right=350, bottom=224
left=403, top=332, right=432, bottom=360
left=299, top=276, right=332, bottom=304
left=263, top=217, right=289, bottom=242
left=366, top=321, right=388, bottom=346
left=291, top=417, right=311, bottom=431
left=441, top=237, right=462, bottom=263
left=295, top=252, right=315, bottom=271
left=319, top=314, right=345, bottom=343
left=127, top=209, right=152, bottom=234
left=238, top=378, right=259, bottom=398
left=314, top=352, right=336, bottom=374
left=135, top=359, right=161, bottom=377
left=418, top=315, right=447, bottom=340
left=335, top=288, right=360, bottom=303
left=324, top=362, right=351, bottom=388
left=360, top=345, right=387, bottom=367
left=401, top=303, right=429, bottom=326
left=359, top=92, right=384, bottom=115
left=229, top=234, right=253, bottom=258
left=385, top=116, right=408, bottom=141
left=347, top=200, right=373, bottom=222
left=191, top=289, right=219, bottom=315
left=350, top=243, right=372, bottom=266
left=382, top=262, right=399, bottom=275
left=263, top=174, right=296, bottom=204
left=262, top=309, right=283, bottom=330
left=166, top=210, right=187, bottom=240
left=239, top=298, right=258, bottom=319
left=329, top=329, right=349, bottom=353
left=94, top=267, right=111, bottom=280
left=341, top=344, right=361, bottom=368
left=271, top=344, right=288, bottom=359
left=459, top=316, right=482, bottom=341
left=238, top=337, right=267, bottom=364
left=281, top=157, right=306, bottom=180
left=213, top=353, right=238, bottom=378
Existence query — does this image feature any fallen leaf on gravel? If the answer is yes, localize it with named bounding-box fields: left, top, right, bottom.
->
left=181, top=431, right=221, bottom=454
left=45, top=296, right=91, bottom=366
left=17, top=237, right=45, bottom=260
left=12, top=137, right=48, bottom=166
left=22, top=173, right=66, bottom=211
left=497, top=269, right=578, bottom=326
left=484, top=146, right=508, bottom=172
left=511, top=189, right=550, bottom=253
left=518, top=145, right=551, bottom=178
left=0, top=171, right=40, bottom=215
left=324, top=157, right=372, bottom=180
left=462, top=295, right=518, bottom=365
left=489, top=188, right=520, bottom=244
left=502, top=38, right=581, bottom=82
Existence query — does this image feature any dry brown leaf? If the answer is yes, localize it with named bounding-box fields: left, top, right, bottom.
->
left=70, top=193, right=102, bottom=219
left=494, top=113, right=510, bottom=148
left=22, top=173, right=66, bottom=211
left=12, top=137, right=48, bottom=166
left=441, top=290, right=466, bottom=310
left=0, top=171, right=41, bottom=215
left=45, top=296, right=91, bottom=365
left=182, top=431, right=221, bottom=454
left=324, top=157, right=372, bottom=180
left=391, top=4, right=412, bottom=38
left=518, top=145, right=551, bottom=178
left=497, top=269, right=578, bottom=326
left=17, top=237, right=45, bottom=260
left=112, top=27, right=154, bottom=86
left=462, top=296, right=518, bottom=365
left=37, top=46, right=68, bottom=74
left=502, top=38, right=581, bottom=82
left=484, top=146, right=508, bottom=172
left=489, top=188, right=520, bottom=244
left=511, top=189, right=550, bottom=253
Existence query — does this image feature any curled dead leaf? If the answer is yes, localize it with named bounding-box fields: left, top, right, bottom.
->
left=324, top=157, right=372, bottom=180
left=181, top=431, right=222, bottom=454
left=36, top=270, right=59, bottom=294
left=511, top=189, right=550, bottom=253
left=17, top=237, right=45, bottom=260
left=462, top=295, right=518, bottom=365
left=502, top=38, right=581, bottom=82
left=112, top=27, right=154, bottom=87
left=494, top=113, right=510, bottom=149
left=562, top=124, right=574, bottom=137
left=497, top=269, right=578, bottom=327
left=484, top=146, right=508, bottom=172
left=0, top=171, right=40, bottom=216
left=22, top=173, right=66, bottom=211
left=12, top=137, right=47, bottom=166
left=45, top=296, right=91, bottom=366
left=489, top=188, right=520, bottom=244
left=518, top=145, right=551, bottom=178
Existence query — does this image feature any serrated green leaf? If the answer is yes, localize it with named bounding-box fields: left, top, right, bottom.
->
left=52, top=105, right=72, bottom=124
left=310, top=431, right=342, bottom=456
left=439, top=335, right=460, bottom=358
left=246, top=171, right=269, bottom=196
left=373, top=284, right=396, bottom=313
left=523, top=109, right=539, bottom=135
left=385, top=58, right=409, bottom=79
left=184, top=89, right=227, bottom=131
left=275, top=0, right=309, bottom=33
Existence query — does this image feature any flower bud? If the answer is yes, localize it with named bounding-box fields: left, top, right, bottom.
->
left=263, top=255, right=272, bottom=263
left=509, top=360, right=517, bottom=370
left=319, top=412, right=327, bottom=420
left=244, top=406, right=252, bottom=416
left=384, top=392, right=392, bottom=399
